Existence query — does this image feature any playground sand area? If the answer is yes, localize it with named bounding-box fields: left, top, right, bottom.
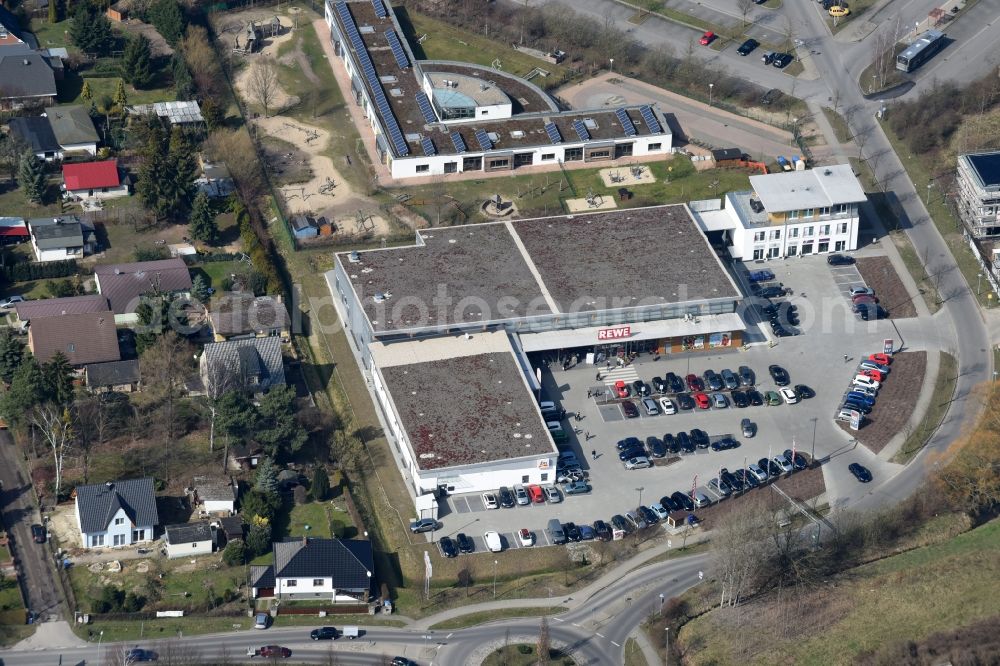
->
left=598, top=164, right=657, bottom=188
left=564, top=195, right=618, bottom=212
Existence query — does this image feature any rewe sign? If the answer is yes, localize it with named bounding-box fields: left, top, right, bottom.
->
left=597, top=326, right=631, bottom=341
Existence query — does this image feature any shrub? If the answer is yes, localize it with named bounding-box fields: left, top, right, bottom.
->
left=222, top=540, right=246, bottom=566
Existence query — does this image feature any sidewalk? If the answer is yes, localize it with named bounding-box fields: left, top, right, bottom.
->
left=13, top=619, right=86, bottom=650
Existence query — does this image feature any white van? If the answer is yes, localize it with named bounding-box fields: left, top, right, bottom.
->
left=484, top=530, right=503, bottom=552
left=852, top=375, right=880, bottom=389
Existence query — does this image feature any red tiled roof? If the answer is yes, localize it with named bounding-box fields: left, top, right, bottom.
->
left=62, top=160, right=120, bottom=190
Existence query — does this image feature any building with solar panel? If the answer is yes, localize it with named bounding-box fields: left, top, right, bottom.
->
left=324, top=0, right=671, bottom=179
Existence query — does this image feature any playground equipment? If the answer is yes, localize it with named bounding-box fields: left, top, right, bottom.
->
left=585, top=189, right=604, bottom=208
left=481, top=193, right=515, bottom=217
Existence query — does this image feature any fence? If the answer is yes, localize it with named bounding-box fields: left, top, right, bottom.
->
left=275, top=604, right=368, bottom=615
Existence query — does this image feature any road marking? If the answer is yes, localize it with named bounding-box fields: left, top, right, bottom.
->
left=552, top=616, right=565, bottom=622
left=611, top=640, right=621, bottom=647
left=596, top=632, right=605, bottom=638
left=572, top=622, right=581, bottom=627
left=446, top=633, right=453, bottom=639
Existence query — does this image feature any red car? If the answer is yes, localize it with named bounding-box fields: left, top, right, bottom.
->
left=256, top=646, right=292, bottom=659
left=699, top=31, right=716, bottom=45
left=860, top=369, right=884, bottom=382
left=852, top=293, right=879, bottom=304
left=693, top=392, right=711, bottom=409
left=527, top=484, right=545, bottom=503
left=685, top=374, right=705, bottom=392
left=614, top=380, right=630, bottom=398
left=869, top=353, right=892, bottom=365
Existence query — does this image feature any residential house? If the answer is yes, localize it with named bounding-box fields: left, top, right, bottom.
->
left=14, top=294, right=109, bottom=324
left=0, top=217, right=29, bottom=245
left=956, top=151, right=1000, bottom=239
left=84, top=359, right=140, bottom=393
left=74, top=477, right=159, bottom=549
left=8, top=116, right=60, bottom=161
left=194, top=157, right=235, bottom=199
left=45, top=105, right=99, bottom=157
left=691, top=163, right=866, bottom=261
left=27, top=310, right=120, bottom=366
left=192, top=476, right=237, bottom=515
left=28, top=215, right=96, bottom=262
left=164, top=523, right=214, bottom=559
left=62, top=159, right=128, bottom=202
left=208, top=294, right=290, bottom=343
left=199, top=336, right=285, bottom=396
left=290, top=214, right=318, bottom=239
left=94, top=257, right=193, bottom=321
left=0, top=48, right=57, bottom=109
left=249, top=537, right=375, bottom=602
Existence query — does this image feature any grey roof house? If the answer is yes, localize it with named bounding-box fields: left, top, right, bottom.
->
left=85, top=359, right=141, bottom=393
left=208, top=294, right=290, bottom=342
left=14, top=294, right=109, bottom=323
left=199, top=336, right=285, bottom=396
left=28, top=310, right=120, bottom=366
left=94, top=257, right=192, bottom=316
left=28, top=215, right=96, bottom=262
left=164, top=522, right=214, bottom=559
left=0, top=50, right=57, bottom=109
left=8, top=116, right=60, bottom=160
left=74, top=478, right=159, bottom=549
left=250, top=537, right=375, bottom=601
left=45, top=105, right=99, bottom=155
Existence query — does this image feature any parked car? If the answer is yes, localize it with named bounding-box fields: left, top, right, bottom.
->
left=711, top=392, right=729, bottom=409
left=738, top=469, right=760, bottom=488
left=593, top=520, right=612, bottom=541
left=391, top=658, right=418, bottom=666
left=692, top=492, right=712, bottom=508
left=794, top=384, right=815, bottom=399
left=562, top=522, right=582, bottom=542
left=731, top=390, right=749, bottom=408
left=850, top=286, right=875, bottom=297
left=513, top=484, right=530, bottom=506
left=126, top=648, right=159, bottom=661
left=545, top=486, right=562, bottom=503
left=757, top=285, right=786, bottom=298
left=647, top=436, right=667, bottom=458
left=659, top=397, right=677, bottom=414
left=617, top=436, right=643, bottom=452
left=649, top=503, right=669, bottom=521
left=664, top=432, right=679, bottom=454
left=768, top=364, right=790, bottom=386
left=254, top=612, right=271, bottom=630
left=31, top=524, right=45, bottom=543
left=409, top=518, right=439, bottom=534
left=762, top=51, right=777, bottom=65
left=708, top=478, right=732, bottom=497
left=764, top=390, right=782, bottom=406
left=694, top=392, right=711, bottom=409
left=685, top=374, right=705, bottom=392
left=625, top=511, right=648, bottom=530
left=564, top=480, right=592, bottom=495
left=690, top=428, right=710, bottom=449
left=772, top=52, right=793, bottom=68
left=748, top=463, right=768, bottom=482
left=711, top=437, right=739, bottom=451
left=498, top=487, right=516, bottom=508
left=783, top=449, right=808, bottom=470
left=439, top=536, right=458, bottom=558
left=772, top=456, right=793, bottom=474
left=652, top=376, right=667, bottom=393
left=676, top=394, right=696, bottom=410
left=858, top=304, right=887, bottom=321
left=611, top=514, right=631, bottom=535
left=578, top=524, right=596, bottom=541
left=704, top=370, right=724, bottom=391
left=846, top=391, right=876, bottom=406
left=672, top=491, right=695, bottom=511
left=759, top=457, right=782, bottom=477
left=665, top=372, right=685, bottom=393
left=0, top=295, right=24, bottom=310
left=740, top=418, right=756, bottom=438
left=614, top=380, right=630, bottom=398
left=659, top=495, right=679, bottom=513
left=642, top=397, right=660, bottom=415
left=849, top=462, right=873, bottom=483
left=622, top=401, right=640, bottom=419
left=699, top=30, right=716, bottom=45
left=518, top=528, right=535, bottom=546
left=624, top=456, right=652, bottom=470
left=482, top=492, right=499, bottom=510
left=869, top=353, right=892, bottom=365
left=638, top=505, right=659, bottom=524
left=456, top=533, right=474, bottom=553
left=527, top=484, right=545, bottom=503
left=860, top=368, right=885, bottom=383
left=738, top=365, right=755, bottom=386
left=677, top=431, right=695, bottom=453
left=827, top=254, right=855, bottom=265
left=779, top=387, right=799, bottom=404
left=484, top=531, right=503, bottom=552
left=747, top=389, right=764, bottom=406
left=633, top=380, right=651, bottom=397
left=859, top=360, right=890, bottom=375
left=737, top=38, right=759, bottom=55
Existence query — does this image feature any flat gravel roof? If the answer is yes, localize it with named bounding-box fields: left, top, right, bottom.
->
left=511, top=206, right=739, bottom=310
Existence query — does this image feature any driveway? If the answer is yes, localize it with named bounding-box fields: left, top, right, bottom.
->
left=0, top=431, right=63, bottom=621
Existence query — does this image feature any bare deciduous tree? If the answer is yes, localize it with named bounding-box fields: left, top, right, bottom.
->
left=31, top=404, right=74, bottom=500
left=737, top=0, right=755, bottom=28
left=247, top=59, right=279, bottom=118
left=713, top=494, right=772, bottom=608
left=537, top=616, right=551, bottom=662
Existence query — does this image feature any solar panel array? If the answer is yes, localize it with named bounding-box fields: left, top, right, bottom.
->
left=572, top=119, right=590, bottom=141
left=474, top=129, right=493, bottom=151
left=451, top=131, right=467, bottom=153
left=385, top=30, right=409, bottom=69
left=371, top=0, right=387, bottom=19
left=335, top=3, right=409, bottom=156
left=421, top=137, right=436, bottom=156
left=640, top=105, right=662, bottom=134
left=544, top=122, right=562, bottom=145
left=415, top=91, right=436, bottom=124
left=615, top=108, right=637, bottom=137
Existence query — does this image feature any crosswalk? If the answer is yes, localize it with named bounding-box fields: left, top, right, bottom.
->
left=602, top=365, right=639, bottom=386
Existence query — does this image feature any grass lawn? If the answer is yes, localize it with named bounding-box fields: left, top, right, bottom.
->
left=892, top=352, right=957, bottom=463
left=192, top=261, right=246, bottom=290
left=821, top=107, right=851, bottom=144
left=623, top=637, right=648, bottom=666
left=429, top=606, right=565, bottom=631
left=482, top=644, right=576, bottom=665
left=397, top=10, right=569, bottom=84
left=0, top=579, right=24, bottom=611
left=285, top=501, right=352, bottom=539
left=879, top=119, right=994, bottom=308
left=58, top=73, right=176, bottom=107
left=30, top=18, right=77, bottom=53
left=679, top=518, right=1000, bottom=665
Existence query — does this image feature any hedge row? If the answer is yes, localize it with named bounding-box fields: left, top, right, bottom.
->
left=4, top=260, right=79, bottom=283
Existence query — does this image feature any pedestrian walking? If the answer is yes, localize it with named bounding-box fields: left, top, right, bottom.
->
left=591, top=449, right=597, bottom=460
left=843, top=354, right=849, bottom=363
left=606, top=360, right=611, bottom=370
left=587, top=389, right=593, bottom=398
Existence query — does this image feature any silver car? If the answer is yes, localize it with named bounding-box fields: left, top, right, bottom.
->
left=741, top=418, right=756, bottom=438
left=711, top=393, right=729, bottom=409
left=513, top=484, right=530, bottom=506
left=641, top=397, right=660, bottom=415
left=624, top=456, right=652, bottom=470
left=544, top=485, right=563, bottom=503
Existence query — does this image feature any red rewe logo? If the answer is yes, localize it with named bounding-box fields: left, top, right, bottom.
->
left=597, top=326, right=631, bottom=340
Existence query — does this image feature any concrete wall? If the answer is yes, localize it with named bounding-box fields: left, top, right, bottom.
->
left=166, top=539, right=213, bottom=559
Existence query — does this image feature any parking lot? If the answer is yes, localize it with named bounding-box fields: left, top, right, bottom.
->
left=422, top=253, right=913, bottom=553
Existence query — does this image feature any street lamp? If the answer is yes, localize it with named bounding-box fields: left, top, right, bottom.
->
left=926, top=180, right=934, bottom=205
left=635, top=486, right=644, bottom=507
left=609, top=58, right=614, bottom=74
left=493, top=559, right=498, bottom=599
left=665, top=626, right=670, bottom=666
left=978, top=272, right=983, bottom=296
left=96, top=630, right=104, bottom=665
left=659, top=593, right=665, bottom=615
left=708, top=83, right=714, bottom=106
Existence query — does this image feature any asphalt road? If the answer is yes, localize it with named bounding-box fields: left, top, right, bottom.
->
left=0, top=430, right=63, bottom=622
